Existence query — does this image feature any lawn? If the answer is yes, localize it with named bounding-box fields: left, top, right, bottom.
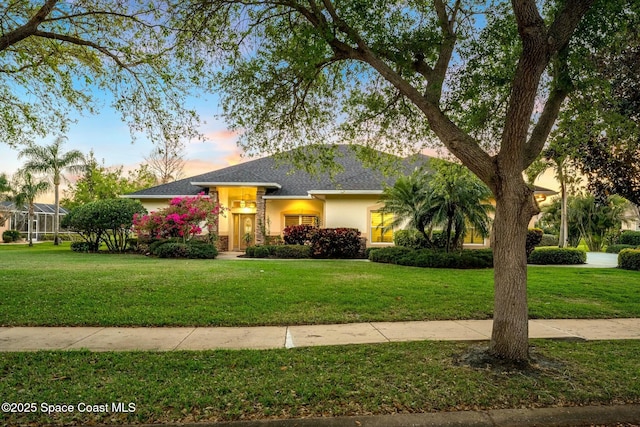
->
left=1, top=243, right=639, bottom=425
left=1, top=340, right=639, bottom=425
left=1, top=243, right=638, bottom=326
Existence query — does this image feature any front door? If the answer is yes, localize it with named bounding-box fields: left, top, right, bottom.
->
left=233, top=214, right=255, bottom=250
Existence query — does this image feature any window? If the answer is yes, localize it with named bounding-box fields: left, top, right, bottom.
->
left=370, top=210, right=394, bottom=243
left=284, top=215, right=319, bottom=228
left=463, top=227, right=485, bottom=244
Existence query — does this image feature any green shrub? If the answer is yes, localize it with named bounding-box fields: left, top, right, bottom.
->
left=155, top=242, right=189, bottom=258
left=2, top=230, right=22, bottom=243
left=620, top=231, right=640, bottom=247
left=606, top=244, right=636, bottom=254
left=618, top=249, right=640, bottom=271
left=149, top=239, right=175, bottom=254
left=528, top=247, right=586, bottom=265
left=397, top=249, right=493, bottom=269
left=526, top=228, right=544, bottom=257
left=393, top=229, right=448, bottom=250
left=369, top=246, right=413, bottom=263
left=393, top=229, right=429, bottom=249
left=154, top=241, right=217, bottom=259
left=70, top=241, right=99, bottom=252
left=185, top=243, right=218, bottom=259
left=246, top=245, right=271, bottom=258
left=273, top=245, right=312, bottom=259
left=539, top=234, right=559, bottom=247
left=370, top=247, right=493, bottom=269
left=365, top=247, right=382, bottom=259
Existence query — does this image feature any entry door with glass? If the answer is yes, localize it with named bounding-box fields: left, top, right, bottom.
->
left=233, top=214, right=255, bottom=250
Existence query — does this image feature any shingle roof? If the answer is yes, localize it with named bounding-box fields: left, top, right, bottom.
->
left=123, top=144, right=556, bottom=198
left=125, top=145, right=429, bottom=198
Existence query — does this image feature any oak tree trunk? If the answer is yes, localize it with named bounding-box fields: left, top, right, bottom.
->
left=489, top=177, right=539, bottom=361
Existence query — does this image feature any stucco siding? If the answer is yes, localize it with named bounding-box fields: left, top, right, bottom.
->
left=265, top=199, right=324, bottom=234
left=323, top=196, right=383, bottom=246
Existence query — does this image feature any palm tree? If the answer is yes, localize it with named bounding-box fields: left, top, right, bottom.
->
left=19, top=137, right=84, bottom=245
left=7, top=171, right=51, bottom=246
left=427, top=160, right=494, bottom=252
left=379, top=169, right=435, bottom=242
left=380, top=161, right=494, bottom=252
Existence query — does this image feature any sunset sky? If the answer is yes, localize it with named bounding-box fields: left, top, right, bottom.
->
left=0, top=92, right=561, bottom=204
left=0, top=94, right=248, bottom=201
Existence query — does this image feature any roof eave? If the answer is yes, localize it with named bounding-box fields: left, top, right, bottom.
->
left=190, top=181, right=282, bottom=189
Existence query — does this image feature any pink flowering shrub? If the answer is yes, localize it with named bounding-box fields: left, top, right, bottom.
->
left=133, top=193, right=225, bottom=242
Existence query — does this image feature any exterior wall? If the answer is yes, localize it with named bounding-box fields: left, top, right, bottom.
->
left=323, top=195, right=385, bottom=247
left=621, top=205, right=640, bottom=231
left=265, top=199, right=324, bottom=235
left=138, top=199, right=171, bottom=213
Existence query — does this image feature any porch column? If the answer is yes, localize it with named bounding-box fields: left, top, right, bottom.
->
left=209, top=188, right=219, bottom=236
left=256, top=187, right=266, bottom=245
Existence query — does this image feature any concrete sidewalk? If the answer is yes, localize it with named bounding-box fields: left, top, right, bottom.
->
left=1, top=318, right=638, bottom=352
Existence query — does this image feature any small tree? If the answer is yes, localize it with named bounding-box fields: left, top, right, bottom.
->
left=133, top=194, right=224, bottom=243
left=62, top=199, right=147, bottom=252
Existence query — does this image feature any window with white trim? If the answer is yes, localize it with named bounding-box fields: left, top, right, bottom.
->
left=284, top=215, right=319, bottom=228
left=370, top=210, right=394, bottom=243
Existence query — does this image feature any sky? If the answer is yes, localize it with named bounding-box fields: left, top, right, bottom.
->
left=0, top=94, right=249, bottom=202
left=0, top=91, right=561, bottom=205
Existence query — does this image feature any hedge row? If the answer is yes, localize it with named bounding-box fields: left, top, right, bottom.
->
left=149, top=239, right=218, bottom=259
left=620, top=231, right=640, bottom=247
left=618, top=249, right=640, bottom=271
left=606, top=244, right=637, bottom=254
left=527, top=247, right=586, bottom=265
left=245, top=244, right=312, bottom=259
left=369, top=247, right=493, bottom=269
left=393, top=229, right=449, bottom=250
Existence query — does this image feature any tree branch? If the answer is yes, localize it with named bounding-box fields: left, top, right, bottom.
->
left=32, top=30, right=131, bottom=69
left=0, top=0, right=58, bottom=51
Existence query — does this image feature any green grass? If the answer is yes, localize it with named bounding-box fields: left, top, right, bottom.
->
left=1, top=243, right=638, bottom=326
left=1, top=340, right=639, bottom=425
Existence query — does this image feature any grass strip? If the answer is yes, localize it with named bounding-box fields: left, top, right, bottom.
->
left=0, top=340, right=639, bottom=425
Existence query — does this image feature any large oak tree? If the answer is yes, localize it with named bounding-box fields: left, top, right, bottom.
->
left=177, top=0, right=636, bottom=361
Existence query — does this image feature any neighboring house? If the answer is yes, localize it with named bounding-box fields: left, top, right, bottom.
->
left=621, top=204, right=640, bottom=231
left=0, top=201, right=69, bottom=241
left=124, top=145, right=555, bottom=251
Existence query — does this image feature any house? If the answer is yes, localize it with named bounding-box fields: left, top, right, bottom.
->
left=0, top=201, right=69, bottom=242
left=124, top=145, right=555, bottom=251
